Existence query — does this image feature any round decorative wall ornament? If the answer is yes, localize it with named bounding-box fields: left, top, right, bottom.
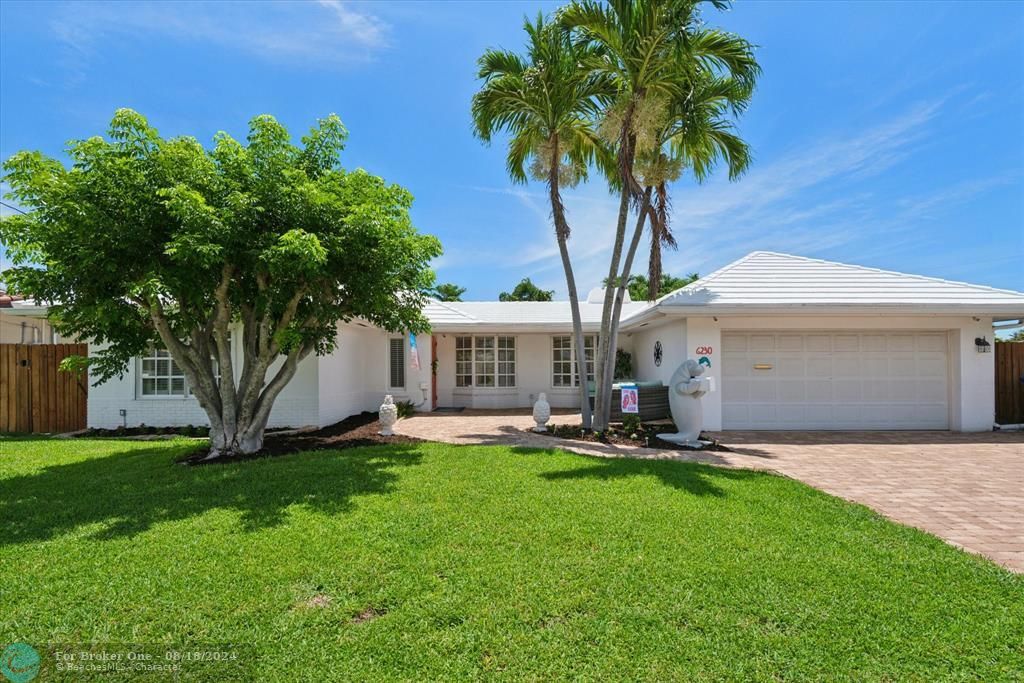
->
left=654, top=341, right=663, bottom=367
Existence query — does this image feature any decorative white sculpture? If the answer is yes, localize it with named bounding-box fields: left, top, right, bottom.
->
left=379, top=394, right=398, bottom=436
left=532, top=392, right=551, bottom=432
left=658, top=359, right=713, bottom=448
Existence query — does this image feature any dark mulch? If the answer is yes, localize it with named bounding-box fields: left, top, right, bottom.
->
left=178, top=412, right=424, bottom=466
left=541, top=421, right=731, bottom=452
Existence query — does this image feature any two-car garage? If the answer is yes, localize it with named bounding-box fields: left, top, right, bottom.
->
left=721, top=331, right=950, bottom=430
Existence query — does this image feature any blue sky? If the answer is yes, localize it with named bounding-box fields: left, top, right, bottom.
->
left=1, top=0, right=1022, bottom=301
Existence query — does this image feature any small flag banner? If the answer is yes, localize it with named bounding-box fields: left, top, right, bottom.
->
left=620, top=384, right=639, bottom=414
left=409, top=333, right=420, bottom=370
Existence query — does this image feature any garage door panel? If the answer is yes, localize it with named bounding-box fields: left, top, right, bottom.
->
left=777, top=380, right=806, bottom=401
left=749, top=381, right=777, bottom=401
left=722, top=331, right=948, bottom=430
left=833, top=379, right=863, bottom=401
left=805, top=380, right=832, bottom=401
left=833, top=357, right=861, bottom=376
left=916, top=334, right=946, bottom=352
left=862, top=334, right=887, bottom=351
left=777, top=335, right=803, bottom=351
left=806, top=358, right=832, bottom=377
left=889, top=334, right=915, bottom=351
left=806, top=335, right=832, bottom=352
left=722, top=335, right=748, bottom=352
left=777, top=357, right=805, bottom=375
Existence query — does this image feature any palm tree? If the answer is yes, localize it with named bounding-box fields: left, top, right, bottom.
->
left=472, top=14, right=613, bottom=428
left=561, top=0, right=760, bottom=429
left=641, top=73, right=754, bottom=300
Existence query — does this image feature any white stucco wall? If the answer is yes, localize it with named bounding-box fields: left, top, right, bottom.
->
left=653, top=315, right=994, bottom=432
left=627, top=319, right=688, bottom=387
left=433, top=332, right=635, bottom=410
left=88, top=342, right=319, bottom=430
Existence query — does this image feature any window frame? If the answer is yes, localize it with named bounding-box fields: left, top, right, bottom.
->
left=551, top=334, right=597, bottom=388
left=454, top=335, right=516, bottom=389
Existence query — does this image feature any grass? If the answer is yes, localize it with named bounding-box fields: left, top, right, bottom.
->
left=1, top=437, right=1022, bottom=681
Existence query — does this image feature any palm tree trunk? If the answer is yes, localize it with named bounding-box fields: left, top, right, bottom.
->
left=648, top=182, right=672, bottom=300
left=599, top=188, right=653, bottom=426
left=548, top=141, right=593, bottom=428
left=594, top=99, right=640, bottom=431
left=593, top=185, right=631, bottom=431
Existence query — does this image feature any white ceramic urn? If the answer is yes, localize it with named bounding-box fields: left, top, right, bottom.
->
left=379, top=394, right=398, bottom=436
left=532, top=392, right=551, bottom=432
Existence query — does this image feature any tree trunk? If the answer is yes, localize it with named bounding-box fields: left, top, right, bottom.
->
left=599, top=189, right=653, bottom=425
left=593, top=97, right=640, bottom=432
left=547, top=138, right=593, bottom=429
left=593, top=186, right=631, bottom=432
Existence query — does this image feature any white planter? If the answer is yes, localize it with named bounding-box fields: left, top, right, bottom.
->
left=379, top=394, right=398, bottom=436
left=532, top=393, right=551, bottom=432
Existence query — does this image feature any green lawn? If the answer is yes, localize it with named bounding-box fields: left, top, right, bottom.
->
left=1, top=437, right=1022, bottom=681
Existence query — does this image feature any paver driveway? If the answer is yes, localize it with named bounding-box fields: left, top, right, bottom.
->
left=400, top=411, right=1024, bottom=572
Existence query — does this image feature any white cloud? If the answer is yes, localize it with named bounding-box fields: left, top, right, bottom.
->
left=51, top=0, right=390, bottom=66
left=465, top=94, right=1012, bottom=297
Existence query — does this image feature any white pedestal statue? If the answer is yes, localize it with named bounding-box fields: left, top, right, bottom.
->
left=379, top=394, right=398, bottom=436
left=532, top=393, right=551, bottom=432
left=658, top=359, right=714, bottom=448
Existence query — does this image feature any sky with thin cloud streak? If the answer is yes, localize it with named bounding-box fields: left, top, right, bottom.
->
left=1, top=0, right=1021, bottom=299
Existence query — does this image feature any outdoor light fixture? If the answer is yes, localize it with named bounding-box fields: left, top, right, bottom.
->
left=975, top=336, right=992, bottom=353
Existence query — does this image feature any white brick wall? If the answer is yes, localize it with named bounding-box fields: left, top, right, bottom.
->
left=87, top=342, right=319, bottom=430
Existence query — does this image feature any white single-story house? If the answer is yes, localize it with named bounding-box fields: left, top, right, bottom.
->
left=9, top=251, right=1024, bottom=432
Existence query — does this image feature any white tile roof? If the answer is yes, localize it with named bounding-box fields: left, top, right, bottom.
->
left=425, top=299, right=648, bottom=330
left=645, top=251, right=1024, bottom=318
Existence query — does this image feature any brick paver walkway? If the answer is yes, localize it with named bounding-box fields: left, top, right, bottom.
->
left=400, top=411, right=1024, bottom=572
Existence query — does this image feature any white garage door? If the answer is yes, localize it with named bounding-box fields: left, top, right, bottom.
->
left=722, top=332, right=949, bottom=430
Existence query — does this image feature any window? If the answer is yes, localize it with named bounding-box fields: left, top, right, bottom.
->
left=139, top=343, right=226, bottom=398
left=551, top=335, right=596, bottom=387
left=140, top=347, right=187, bottom=396
left=455, top=335, right=515, bottom=388
left=497, top=336, right=516, bottom=387
left=389, top=337, right=405, bottom=388
left=455, top=336, right=473, bottom=387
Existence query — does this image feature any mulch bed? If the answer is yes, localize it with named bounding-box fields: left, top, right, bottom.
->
left=177, top=412, right=424, bottom=465
left=541, top=421, right=732, bottom=452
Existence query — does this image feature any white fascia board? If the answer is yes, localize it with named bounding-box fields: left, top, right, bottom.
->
left=648, top=303, right=1024, bottom=319
left=429, top=322, right=605, bottom=334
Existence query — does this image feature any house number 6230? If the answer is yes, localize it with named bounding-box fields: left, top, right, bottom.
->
left=695, top=346, right=713, bottom=355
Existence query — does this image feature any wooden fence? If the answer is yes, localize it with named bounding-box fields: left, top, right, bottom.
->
left=995, top=342, right=1024, bottom=426
left=0, top=343, right=88, bottom=433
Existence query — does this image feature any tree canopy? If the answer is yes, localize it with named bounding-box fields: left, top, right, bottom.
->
left=430, top=283, right=467, bottom=302
left=606, top=272, right=700, bottom=301
left=499, top=277, right=555, bottom=302
left=1, top=109, right=441, bottom=456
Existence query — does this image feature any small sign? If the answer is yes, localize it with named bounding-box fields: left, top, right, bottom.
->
left=698, top=356, right=711, bottom=369
left=654, top=341, right=663, bottom=367
left=620, top=384, right=639, bottom=414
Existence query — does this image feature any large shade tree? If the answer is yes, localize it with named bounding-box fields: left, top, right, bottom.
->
left=561, top=0, right=759, bottom=429
left=472, top=14, right=613, bottom=428
left=1, top=110, right=441, bottom=458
